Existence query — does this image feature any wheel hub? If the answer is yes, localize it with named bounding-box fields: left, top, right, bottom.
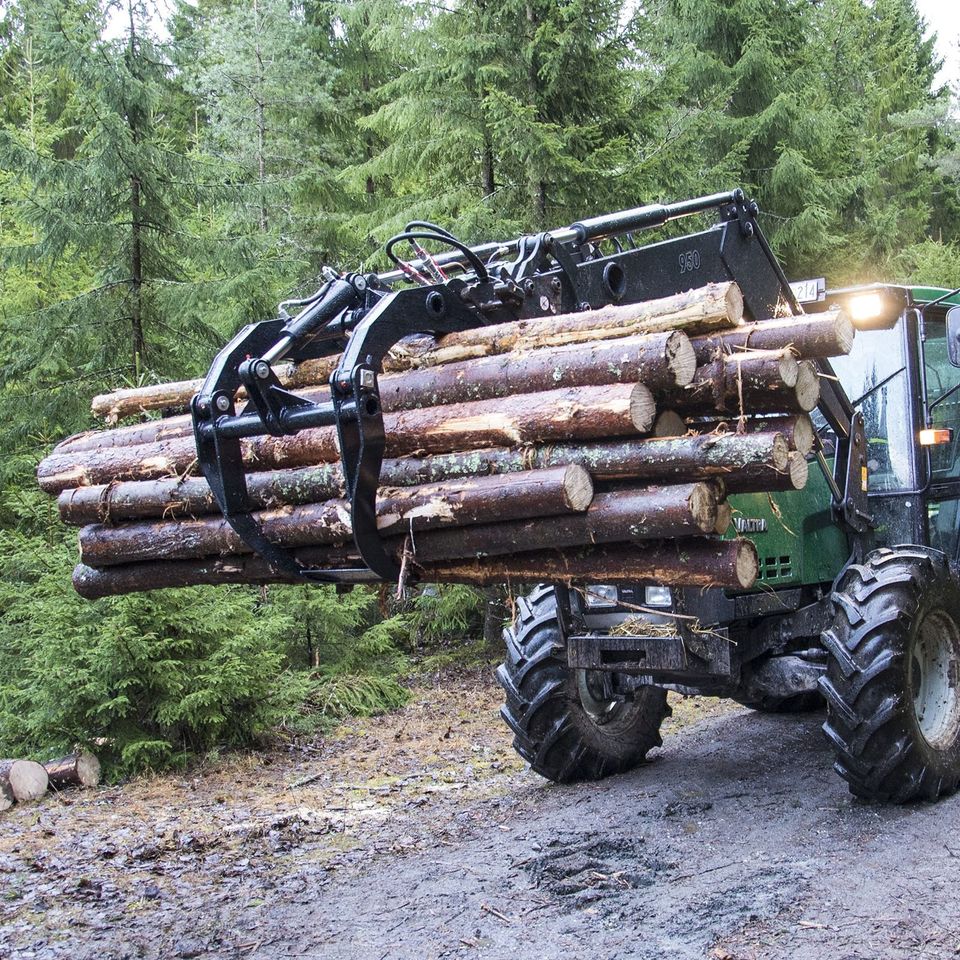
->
left=913, top=609, right=960, bottom=748
left=575, top=670, right=625, bottom=725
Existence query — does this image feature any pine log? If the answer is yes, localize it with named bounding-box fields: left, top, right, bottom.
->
left=653, top=410, right=688, bottom=438
left=0, top=760, right=49, bottom=802
left=59, top=331, right=691, bottom=457
left=690, top=415, right=815, bottom=457
left=690, top=307, right=853, bottom=365
left=72, top=538, right=760, bottom=599
left=58, top=431, right=789, bottom=525
left=44, top=752, right=101, bottom=789
left=410, top=282, right=744, bottom=366
left=0, top=776, right=12, bottom=812
left=89, top=283, right=741, bottom=422
left=77, top=466, right=594, bottom=567
left=661, top=351, right=814, bottom=415
left=399, top=485, right=719, bottom=562
left=38, top=383, right=655, bottom=494
left=713, top=500, right=733, bottom=536
left=724, top=451, right=809, bottom=494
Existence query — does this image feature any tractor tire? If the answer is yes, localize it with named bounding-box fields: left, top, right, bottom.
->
left=820, top=547, right=960, bottom=803
left=496, top=585, right=670, bottom=783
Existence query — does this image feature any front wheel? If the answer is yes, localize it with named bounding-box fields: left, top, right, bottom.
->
left=496, top=585, right=670, bottom=783
left=820, top=547, right=960, bottom=803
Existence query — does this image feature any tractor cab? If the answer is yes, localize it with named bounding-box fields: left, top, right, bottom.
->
left=810, top=284, right=960, bottom=558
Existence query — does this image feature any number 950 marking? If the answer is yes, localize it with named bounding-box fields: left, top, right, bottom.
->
left=679, top=250, right=701, bottom=274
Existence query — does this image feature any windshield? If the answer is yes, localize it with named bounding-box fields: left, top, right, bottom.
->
left=923, top=317, right=960, bottom=481
left=830, top=326, right=913, bottom=492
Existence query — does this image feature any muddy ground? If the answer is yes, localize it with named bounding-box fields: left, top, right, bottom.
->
left=2, top=668, right=959, bottom=960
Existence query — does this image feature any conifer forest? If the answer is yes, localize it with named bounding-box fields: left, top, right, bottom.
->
left=0, top=0, right=958, bottom=773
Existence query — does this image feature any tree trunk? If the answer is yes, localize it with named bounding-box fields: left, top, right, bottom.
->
left=77, top=465, right=593, bottom=567
left=65, top=331, right=693, bottom=456
left=38, top=383, right=655, bottom=494
left=0, top=760, right=48, bottom=802
left=723, top=451, right=808, bottom=493
left=86, top=282, right=741, bottom=422
left=44, top=752, right=101, bottom=790
left=401, top=484, right=720, bottom=563
left=72, top=538, right=760, bottom=599
left=58, top=429, right=788, bottom=525
left=690, top=306, right=853, bottom=365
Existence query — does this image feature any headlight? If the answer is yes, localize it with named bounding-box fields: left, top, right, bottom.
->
left=644, top=586, right=673, bottom=607
left=585, top=584, right=618, bottom=608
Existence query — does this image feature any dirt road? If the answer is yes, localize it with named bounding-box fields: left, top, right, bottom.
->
left=3, top=671, right=959, bottom=959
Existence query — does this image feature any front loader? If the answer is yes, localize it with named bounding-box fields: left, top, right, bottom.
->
left=57, top=188, right=960, bottom=804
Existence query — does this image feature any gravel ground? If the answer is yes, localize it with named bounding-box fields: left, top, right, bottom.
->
left=2, top=671, right=959, bottom=960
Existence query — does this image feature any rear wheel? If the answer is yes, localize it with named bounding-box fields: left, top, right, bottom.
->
left=496, top=585, right=670, bottom=783
left=820, top=547, right=960, bottom=802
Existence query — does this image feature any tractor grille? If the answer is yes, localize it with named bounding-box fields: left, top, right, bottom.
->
left=762, top=555, right=794, bottom=581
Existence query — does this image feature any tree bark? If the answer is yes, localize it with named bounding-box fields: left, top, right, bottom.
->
left=77, top=465, right=594, bottom=567
left=401, top=485, right=720, bottom=563
left=87, top=282, right=740, bottom=421
left=64, top=331, right=692, bottom=456
left=44, top=752, right=101, bottom=790
left=661, top=351, right=816, bottom=415
left=723, top=451, right=809, bottom=493
left=72, top=538, right=760, bottom=599
left=0, top=760, right=48, bottom=802
left=57, top=431, right=788, bottom=525
left=690, top=306, right=853, bottom=365
left=39, top=383, right=654, bottom=494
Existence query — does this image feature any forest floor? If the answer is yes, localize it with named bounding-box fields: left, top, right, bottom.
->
left=2, top=667, right=960, bottom=960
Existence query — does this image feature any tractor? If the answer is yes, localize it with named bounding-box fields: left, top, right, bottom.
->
left=497, top=281, right=960, bottom=803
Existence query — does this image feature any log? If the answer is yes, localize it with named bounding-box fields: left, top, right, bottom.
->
left=44, top=752, right=101, bottom=789
left=724, top=451, right=809, bottom=494
left=58, top=331, right=691, bottom=456
left=690, top=415, right=815, bottom=457
left=661, top=351, right=812, bottom=415
left=400, top=484, right=719, bottom=562
left=78, top=466, right=594, bottom=567
left=38, top=383, right=655, bottom=494
left=0, top=760, right=49, bottom=802
left=58, top=431, right=790, bottom=525
left=690, top=307, right=853, bottom=365
left=72, top=537, right=760, bottom=599
left=0, top=776, right=12, bottom=812
left=653, top=410, right=688, bottom=438
left=713, top=500, right=733, bottom=536
left=88, top=283, right=741, bottom=421
left=410, top=282, right=744, bottom=366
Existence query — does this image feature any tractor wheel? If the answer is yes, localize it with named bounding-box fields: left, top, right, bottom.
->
left=496, top=585, right=670, bottom=783
left=820, top=547, right=960, bottom=803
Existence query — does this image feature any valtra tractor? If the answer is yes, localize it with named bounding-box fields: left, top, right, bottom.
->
left=43, top=189, right=960, bottom=804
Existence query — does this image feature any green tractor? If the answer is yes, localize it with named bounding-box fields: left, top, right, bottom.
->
left=498, top=282, right=960, bottom=803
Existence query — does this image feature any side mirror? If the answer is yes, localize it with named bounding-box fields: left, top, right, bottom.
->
left=948, top=305, right=960, bottom=367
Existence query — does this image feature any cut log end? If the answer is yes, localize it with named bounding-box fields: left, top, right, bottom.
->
left=666, top=331, right=697, bottom=386
left=562, top=464, right=594, bottom=512
left=653, top=410, right=687, bottom=438
left=735, top=539, right=760, bottom=588
left=771, top=433, right=790, bottom=472
left=792, top=414, right=815, bottom=456
left=688, top=482, right=719, bottom=533
left=726, top=283, right=745, bottom=325
left=833, top=308, right=855, bottom=355
left=628, top=383, right=657, bottom=433
left=794, top=361, right=821, bottom=412
left=788, top=451, right=810, bottom=490
left=713, top=500, right=733, bottom=536
left=0, top=759, right=49, bottom=802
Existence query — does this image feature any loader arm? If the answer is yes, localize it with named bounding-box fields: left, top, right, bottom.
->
left=191, top=188, right=804, bottom=584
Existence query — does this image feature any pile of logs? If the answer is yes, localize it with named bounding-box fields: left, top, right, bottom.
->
left=1, top=753, right=101, bottom=812
left=36, top=282, right=854, bottom=598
